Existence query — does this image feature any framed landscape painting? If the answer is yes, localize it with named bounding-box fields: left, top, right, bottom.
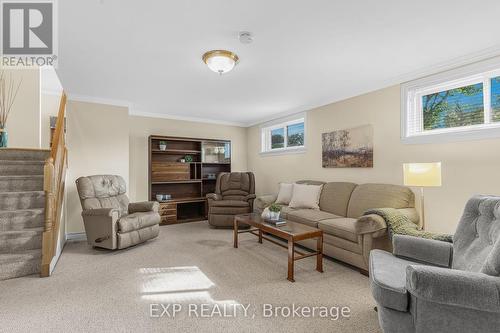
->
left=322, top=125, right=373, bottom=168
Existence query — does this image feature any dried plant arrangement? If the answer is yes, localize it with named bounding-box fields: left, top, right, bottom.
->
left=0, top=70, right=22, bottom=130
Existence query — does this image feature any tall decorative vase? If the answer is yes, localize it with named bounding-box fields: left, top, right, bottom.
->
left=0, top=129, right=7, bottom=148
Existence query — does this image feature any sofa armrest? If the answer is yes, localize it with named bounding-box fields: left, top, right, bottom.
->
left=129, top=201, right=159, bottom=213
left=398, top=208, right=420, bottom=225
left=81, top=208, right=119, bottom=249
left=254, top=194, right=277, bottom=213
left=206, top=193, right=222, bottom=201
left=82, top=208, right=120, bottom=217
left=245, top=194, right=257, bottom=211
left=245, top=194, right=256, bottom=201
left=406, top=265, right=500, bottom=313
left=393, top=234, right=453, bottom=267
left=356, top=214, right=387, bottom=235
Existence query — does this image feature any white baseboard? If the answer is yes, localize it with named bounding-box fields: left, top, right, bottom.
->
left=65, top=232, right=87, bottom=241
left=49, top=239, right=64, bottom=274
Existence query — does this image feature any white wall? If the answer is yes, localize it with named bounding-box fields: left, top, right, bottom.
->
left=246, top=85, right=500, bottom=234
left=66, top=101, right=130, bottom=233
left=40, top=67, right=64, bottom=149
left=40, top=94, right=61, bottom=149
left=2, top=69, right=40, bottom=148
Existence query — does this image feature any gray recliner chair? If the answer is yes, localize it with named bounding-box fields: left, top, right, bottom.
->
left=206, top=172, right=256, bottom=228
left=369, top=195, right=500, bottom=333
left=76, top=175, right=160, bottom=250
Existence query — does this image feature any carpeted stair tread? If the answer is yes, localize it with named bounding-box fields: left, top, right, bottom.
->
left=0, top=191, right=45, bottom=210
left=0, top=208, right=45, bottom=230
left=0, top=149, right=49, bottom=161
left=0, top=250, right=41, bottom=280
left=0, top=175, right=44, bottom=179
left=0, top=160, right=45, bottom=164
left=0, top=175, right=44, bottom=192
left=0, top=249, right=41, bottom=265
left=0, top=160, right=45, bottom=175
left=0, top=227, right=44, bottom=238
left=0, top=228, right=44, bottom=252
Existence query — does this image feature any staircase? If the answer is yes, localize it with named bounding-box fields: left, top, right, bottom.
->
left=0, top=149, right=49, bottom=280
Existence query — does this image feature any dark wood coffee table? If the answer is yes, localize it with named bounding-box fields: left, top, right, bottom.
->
left=233, top=213, right=323, bottom=282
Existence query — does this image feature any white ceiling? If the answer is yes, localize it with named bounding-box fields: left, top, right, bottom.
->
left=58, top=0, right=500, bottom=126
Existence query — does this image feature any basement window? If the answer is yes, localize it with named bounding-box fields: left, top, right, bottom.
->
left=260, top=115, right=306, bottom=155
left=401, top=61, right=500, bottom=144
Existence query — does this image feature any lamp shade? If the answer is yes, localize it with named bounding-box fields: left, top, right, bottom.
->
left=403, top=162, right=442, bottom=187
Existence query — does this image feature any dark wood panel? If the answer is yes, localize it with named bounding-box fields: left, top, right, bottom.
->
left=152, top=149, right=201, bottom=154
left=151, top=139, right=201, bottom=152
left=177, top=201, right=206, bottom=221
left=152, top=162, right=189, bottom=181
left=151, top=182, right=201, bottom=201
left=152, top=154, right=201, bottom=163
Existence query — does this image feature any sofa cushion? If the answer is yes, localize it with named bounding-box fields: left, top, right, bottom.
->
left=118, top=211, right=160, bottom=233
left=289, top=183, right=323, bottom=209
left=369, top=249, right=415, bottom=312
left=318, top=218, right=359, bottom=242
left=453, top=195, right=500, bottom=275
left=219, top=172, right=255, bottom=201
left=319, top=182, right=357, bottom=216
left=210, top=200, right=250, bottom=208
left=210, top=205, right=251, bottom=215
left=276, top=183, right=294, bottom=205
left=347, top=183, right=415, bottom=218
left=209, top=198, right=251, bottom=215
left=280, top=205, right=296, bottom=219
left=287, top=209, right=339, bottom=228
left=117, top=224, right=159, bottom=249
left=324, top=234, right=362, bottom=254
left=76, top=175, right=129, bottom=215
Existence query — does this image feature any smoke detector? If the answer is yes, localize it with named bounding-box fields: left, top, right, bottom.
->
left=239, top=31, right=254, bottom=44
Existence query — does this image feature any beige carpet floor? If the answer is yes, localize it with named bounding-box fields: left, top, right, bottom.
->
left=0, top=221, right=381, bottom=333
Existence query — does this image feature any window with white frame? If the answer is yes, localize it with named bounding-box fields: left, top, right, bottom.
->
left=261, top=117, right=306, bottom=153
left=402, top=61, right=500, bottom=144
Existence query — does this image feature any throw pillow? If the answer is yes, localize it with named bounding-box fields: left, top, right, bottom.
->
left=275, top=183, right=294, bottom=205
left=289, top=183, right=323, bottom=210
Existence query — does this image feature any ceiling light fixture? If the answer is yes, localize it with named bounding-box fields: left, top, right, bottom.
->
left=202, top=50, right=239, bottom=75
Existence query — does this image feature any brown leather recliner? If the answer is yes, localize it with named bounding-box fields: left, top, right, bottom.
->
left=206, top=172, right=256, bottom=228
left=75, top=175, right=160, bottom=249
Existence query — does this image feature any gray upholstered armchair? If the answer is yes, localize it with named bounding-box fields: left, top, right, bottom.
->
left=206, top=172, right=256, bottom=228
left=76, top=175, right=160, bottom=250
left=369, top=195, right=500, bottom=333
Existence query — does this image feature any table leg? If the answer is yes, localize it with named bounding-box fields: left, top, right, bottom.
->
left=258, top=229, right=263, bottom=244
left=287, top=240, right=295, bottom=282
left=316, top=234, right=323, bottom=273
left=233, top=218, right=238, bottom=248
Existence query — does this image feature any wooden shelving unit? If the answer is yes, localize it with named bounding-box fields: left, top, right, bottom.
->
left=148, top=135, right=231, bottom=225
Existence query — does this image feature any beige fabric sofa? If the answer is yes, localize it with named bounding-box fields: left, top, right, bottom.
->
left=254, top=181, right=418, bottom=272
left=76, top=175, right=160, bottom=250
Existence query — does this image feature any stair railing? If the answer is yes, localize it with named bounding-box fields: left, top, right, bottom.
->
left=41, top=92, right=67, bottom=277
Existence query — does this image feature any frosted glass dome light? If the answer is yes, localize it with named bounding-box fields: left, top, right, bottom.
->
left=202, top=50, right=239, bottom=75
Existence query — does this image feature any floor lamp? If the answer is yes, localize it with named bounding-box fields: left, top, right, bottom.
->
left=403, top=162, right=442, bottom=230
